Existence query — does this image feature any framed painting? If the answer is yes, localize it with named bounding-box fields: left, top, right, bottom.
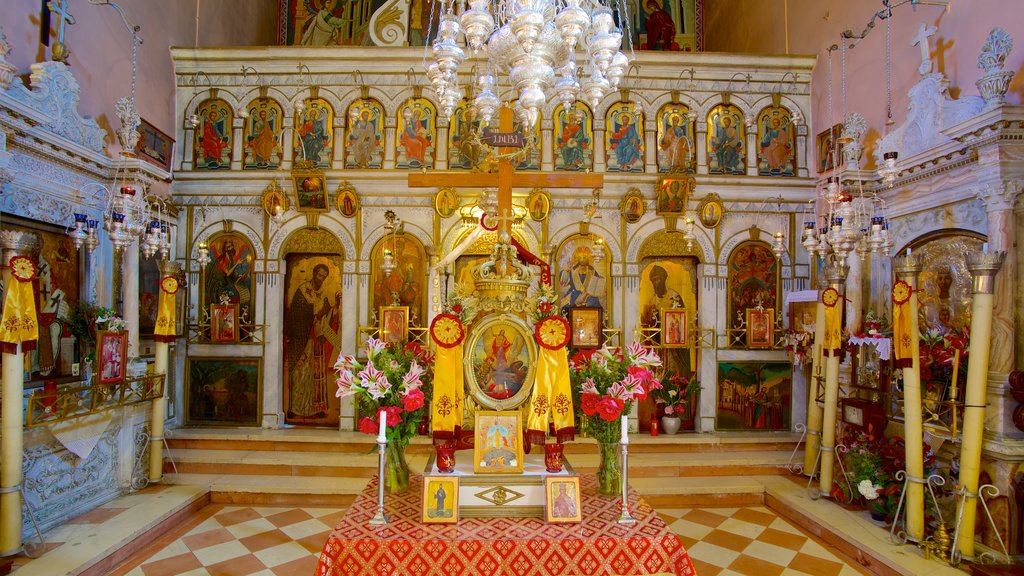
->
left=448, top=99, right=485, bottom=170
left=716, top=361, right=791, bottom=431
left=788, top=300, right=817, bottom=333
left=283, top=254, right=343, bottom=427
left=422, top=476, right=460, bottom=524
left=335, top=181, right=359, bottom=218
left=464, top=314, right=538, bottom=410
left=656, top=103, right=695, bottom=173
left=620, top=188, right=646, bottom=224
left=706, top=104, right=746, bottom=175
left=291, top=169, right=329, bottom=212
left=553, top=102, right=593, bottom=172
left=756, top=105, right=796, bottom=177
left=293, top=97, right=334, bottom=168
left=633, top=0, right=702, bottom=52
left=280, top=0, right=370, bottom=45
left=544, top=476, right=581, bottom=523
left=135, top=117, right=174, bottom=172
left=345, top=98, right=385, bottom=169
left=192, top=98, right=233, bottom=170
left=746, top=308, right=774, bottom=349
left=186, top=357, right=261, bottom=426
left=662, top=309, right=688, bottom=348
left=210, top=304, right=238, bottom=343
left=527, top=188, right=551, bottom=222
left=97, top=330, right=128, bottom=384
left=656, top=174, right=692, bottom=215
left=242, top=97, right=284, bottom=170
left=510, top=101, right=542, bottom=170
left=908, top=231, right=985, bottom=334
left=605, top=101, right=644, bottom=173
left=370, top=234, right=427, bottom=326
left=396, top=97, right=437, bottom=169
left=728, top=242, right=780, bottom=334
left=474, top=411, right=524, bottom=474
left=816, top=123, right=843, bottom=174
left=697, top=193, right=724, bottom=228
left=434, top=187, right=459, bottom=218
left=139, top=255, right=160, bottom=335
left=569, top=307, right=602, bottom=349
left=380, top=306, right=409, bottom=344
left=556, top=233, right=610, bottom=316
left=202, top=232, right=254, bottom=317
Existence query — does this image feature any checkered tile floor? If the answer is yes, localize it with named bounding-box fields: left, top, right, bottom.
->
left=99, top=504, right=866, bottom=576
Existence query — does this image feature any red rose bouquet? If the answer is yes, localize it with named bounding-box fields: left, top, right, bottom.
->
left=335, top=337, right=433, bottom=492
left=570, top=342, right=661, bottom=494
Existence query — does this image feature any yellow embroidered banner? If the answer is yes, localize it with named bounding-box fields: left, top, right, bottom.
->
left=892, top=280, right=913, bottom=368
left=526, top=316, right=574, bottom=447
left=821, top=287, right=841, bottom=357
left=154, top=276, right=178, bottom=342
left=0, top=256, right=39, bottom=354
left=430, top=314, right=465, bottom=441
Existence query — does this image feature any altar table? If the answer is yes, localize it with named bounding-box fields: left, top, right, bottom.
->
left=316, top=475, right=696, bottom=576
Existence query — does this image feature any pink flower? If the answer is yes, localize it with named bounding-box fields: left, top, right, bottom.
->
left=402, top=388, right=425, bottom=412
left=365, top=337, right=386, bottom=360
left=664, top=405, right=675, bottom=415
left=608, top=381, right=631, bottom=401
left=620, top=373, right=646, bottom=401
left=596, top=396, right=625, bottom=421
left=334, top=354, right=357, bottom=372
left=580, top=377, right=598, bottom=395
left=381, top=405, right=404, bottom=426
left=581, top=393, right=600, bottom=416
left=335, top=371, right=355, bottom=398
left=357, top=417, right=378, bottom=435
left=402, top=361, right=425, bottom=392
left=358, top=362, right=390, bottom=400
left=628, top=366, right=653, bottom=386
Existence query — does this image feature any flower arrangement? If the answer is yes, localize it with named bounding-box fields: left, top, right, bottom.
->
left=919, top=326, right=969, bottom=385
left=782, top=330, right=812, bottom=367
left=651, top=371, right=698, bottom=416
left=570, top=342, right=661, bottom=495
left=335, top=337, right=433, bottom=492
left=66, top=301, right=126, bottom=363
left=837, top=431, right=937, bottom=523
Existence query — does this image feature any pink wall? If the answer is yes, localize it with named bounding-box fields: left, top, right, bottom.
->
left=4, top=0, right=277, bottom=157
left=707, top=0, right=1024, bottom=168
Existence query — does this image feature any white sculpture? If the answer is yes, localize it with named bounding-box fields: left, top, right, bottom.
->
left=840, top=112, right=867, bottom=170
left=0, top=27, right=16, bottom=90
left=115, top=96, right=141, bottom=152
left=912, top=22, right=938, bottom=76
left=976, top=27, right=1014, bottom=110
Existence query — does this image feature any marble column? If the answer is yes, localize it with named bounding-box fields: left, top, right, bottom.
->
left=541, top=122, right=553, bottom=171
left=955, top=249, right=1006, bottom=560
left=0, top=230, right=40, bottom=557
left=182, top=128, right=195, bottom=171
left=594, top=120, right=606, bottom=173
left=383, top=119, right=396, bottom=169
left=817, top=263, right=848, bottom=498
left=281, top=118, right=294, bottom=170
left=893, top=253, right=925, bottom=542
left=977, top=180, right=1018, bottom=375
left=796, top=123, right=809, bottom=178
left=695, top=123, right=708, bottom=175
left=844, top=249, right=864, bottom=335
left=123, top=247, right=140, bottom=359
left=745, top=120, right=757, bottom=176
left=333, top=124, right=345, bottom=166
left=436, top=120, right=449, bottom=168
left=230, top=119, right=244, bottom=171
left=644, top=119, right=657, bottom=173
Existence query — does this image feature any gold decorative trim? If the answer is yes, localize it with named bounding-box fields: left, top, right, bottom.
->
left=474, top=485, right=526, bottom=506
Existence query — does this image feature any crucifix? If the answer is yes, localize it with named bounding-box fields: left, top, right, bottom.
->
left=46, top=0, right=76, bottom=63
left=912, top=22, right=938, bottom=76
left=409, top=106, right=603, bottom=237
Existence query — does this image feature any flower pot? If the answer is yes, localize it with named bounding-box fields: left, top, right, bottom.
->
left=660, top=415, right=682, bottom=436
left=596, top=442, right=621, bottom=496
left=384, top=442, right=410, bottom=493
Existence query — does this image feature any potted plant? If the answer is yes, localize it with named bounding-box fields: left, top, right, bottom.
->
left=651, top=372, right=698, bottom=435
left=66, top=301, right=125, bottom=381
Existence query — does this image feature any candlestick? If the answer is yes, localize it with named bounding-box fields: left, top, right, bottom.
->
left=377, top=412, right=387, bottom=443
left=950, top=349, right=960, bottom=400
left=620, top=415, right=629, bottom=445
left=617, top=439, right=636, bottom=524
left=369, top=419, right=390, bottom=526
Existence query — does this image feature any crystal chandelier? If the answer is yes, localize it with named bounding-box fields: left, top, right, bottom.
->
left=754, top=195, right=787, bottom=260
left=801, top=178, right=893, bottom=265
left=427, top=0, right=632, bottom=127
left=381, top=210, right=400, bottom=276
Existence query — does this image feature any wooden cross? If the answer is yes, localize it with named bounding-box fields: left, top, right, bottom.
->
left=46, top=0, right=75, bottom=62
left=408, top=106, right=603, bottom=234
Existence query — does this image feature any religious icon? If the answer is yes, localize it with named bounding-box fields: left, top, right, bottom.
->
left=816, top=123, right=843, bottom=174
left=193, top=98, right=232, bottom=170
left=544, top=476, right=581, bottom=523
left=746, top=308, right=774, bottom=349
left=527, top=188, right=550, bottom=222
left=465, top=315, right=537, bottom=410
left=473, top=411, right=525, bottom=474
left=716, top=361, right=791, bottom=431
left=370, top=235, right=426, bottom=325
left=135, top=118, right=174, bottom=172
left=557, top=235, right=609, bottom=315
left=620, top=189, right=646, bottom=224
left=656, top=175, right=691, bottom=215
left=97, top=330, right=127, bottom=384
left=756, top=105, right=796, bottom=177
left=448, top=99, right=486, bottom=170
left=294, top=98, right=334, bottom=168
left=434, top=187, right=459, bottom=218
left=697, top=193, right=724, bottom=228
left=728, top=243, right=779, bottom=335
left=657, top=103, right=696, bottom=173
left=569, top=307, right=602, bottom=349
left=554, top=102, right=593, bottom=172
left=345, top=99, right=385, bottom=169
left=203, top=233, right=254, bottom=324
left=335, top=181, right=359, bottom=218
left=283, top=255, right=342, bottom=426
left=285, top=0, right=367, bottom=45
left=396, top=98, right=436, bottom=169
left=186, top=357, right=261, bottom=427
left=379, top=306, right=409, bottom=344
left=707, top=104, right=745, bottom=175
left=912, top=233, right=983, bottom=332
left=509, top=99, right=542, bottom=170
left=605, top=101, right=644, bottom=172
left=421, top=476, right=459, bottom=524
left=210, top=304, right=239, bottom=343
left=662, top=309, right=688, bottom=347
left=291, top=171, right=329, bottom=212
left=243, top=98, right=283, bottom=169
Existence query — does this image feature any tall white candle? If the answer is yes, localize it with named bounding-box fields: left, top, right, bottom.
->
left=377, top=412, right=387, bottom=443
left=620, top=415, right=629, bottom=445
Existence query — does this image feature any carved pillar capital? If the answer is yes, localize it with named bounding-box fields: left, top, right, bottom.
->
left=977, top=179, right=1021, bottom=213
left=0, top=230, right=41, bottom=262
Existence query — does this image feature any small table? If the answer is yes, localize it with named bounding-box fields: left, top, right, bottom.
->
left=316, top=474, right=696, bottom=576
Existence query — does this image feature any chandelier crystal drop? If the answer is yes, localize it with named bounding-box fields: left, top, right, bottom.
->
left=427, top=0, right=631, bottom=128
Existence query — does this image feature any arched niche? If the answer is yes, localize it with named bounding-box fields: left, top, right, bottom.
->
left=726, top=240, right=780, bottom=336
left=554, top=233, right=612, bottom=317
left=368, top=232, right=428, bottom=326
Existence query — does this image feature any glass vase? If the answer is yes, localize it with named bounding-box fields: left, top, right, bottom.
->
left=596, top=442, right=622, bottom=496
left=384, top=441, right=410, bottom=494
